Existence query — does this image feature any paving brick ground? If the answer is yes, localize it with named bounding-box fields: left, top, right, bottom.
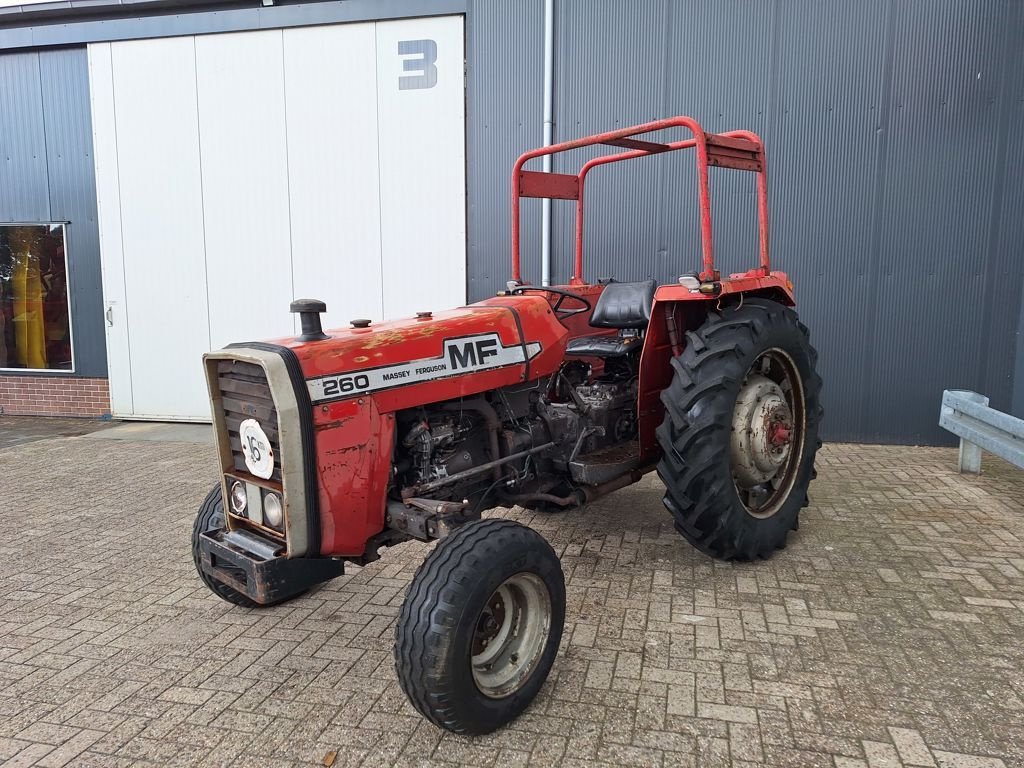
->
left=1, top=435, right=1023, bottom=768
left=0, top=416, right=112, bottom=450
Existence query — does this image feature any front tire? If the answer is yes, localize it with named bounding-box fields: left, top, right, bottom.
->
left=191, top=485, right=305, bottom=607
left=656, top=298, right=823, bottom=560
left=394, top=519, right=566, bottom=734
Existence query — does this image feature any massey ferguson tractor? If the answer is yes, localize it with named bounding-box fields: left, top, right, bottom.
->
left=192, top=116, right=822, bottom=735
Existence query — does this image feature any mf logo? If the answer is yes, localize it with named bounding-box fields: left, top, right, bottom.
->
left=307, top=334, right=542, bottom=403
left=448, top=338, right=499, bottom=370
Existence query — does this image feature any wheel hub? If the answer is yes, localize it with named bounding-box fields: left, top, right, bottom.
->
left=731, top=374, right=794, bottom=488
left=472, top=594, right=507, bottom=656
left=470, top=573, right=552, bottom=699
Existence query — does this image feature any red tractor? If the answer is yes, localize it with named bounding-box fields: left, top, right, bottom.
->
left=193, top=116, right=822, bottom=735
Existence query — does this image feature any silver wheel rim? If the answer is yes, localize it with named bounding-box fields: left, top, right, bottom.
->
left=471, top=572, right=552, bottom=699
left=730, top=347, right=806, bottom=519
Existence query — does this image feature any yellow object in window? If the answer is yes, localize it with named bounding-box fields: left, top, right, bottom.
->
left=10, top=233, right=48, bottom=370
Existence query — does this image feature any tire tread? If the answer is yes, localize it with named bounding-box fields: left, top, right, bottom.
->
left=656, top=298, right=823, bottom=560
left=394, top=519, right=564, bottom=734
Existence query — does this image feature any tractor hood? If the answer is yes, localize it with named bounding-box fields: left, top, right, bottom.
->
left=258, top=295, right=569, bottom=412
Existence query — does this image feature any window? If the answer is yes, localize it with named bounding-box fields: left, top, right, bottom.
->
left=0, top=224, right=73, bottom=371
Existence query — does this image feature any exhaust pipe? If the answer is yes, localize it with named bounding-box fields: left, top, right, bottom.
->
left=507, top=464, right=654, bottom=509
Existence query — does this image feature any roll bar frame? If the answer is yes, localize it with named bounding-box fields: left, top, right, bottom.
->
left=510, top=116, right=770, bottom=285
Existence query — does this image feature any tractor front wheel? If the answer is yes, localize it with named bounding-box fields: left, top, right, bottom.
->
left=192, top=485, right=263, bottom=607
left=656, top=298, right=822, bottom=560
left=191, top=484, right=306, bottom=607
left=394, top=518, right=565, bottom=734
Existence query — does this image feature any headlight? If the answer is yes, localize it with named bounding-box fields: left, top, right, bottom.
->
left=229, top=481, right=247, bottom=514
left=263, top=492, right=283, bottom=528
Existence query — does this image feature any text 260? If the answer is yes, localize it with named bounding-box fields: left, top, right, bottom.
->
left=322, top=374, right=371, bottom=397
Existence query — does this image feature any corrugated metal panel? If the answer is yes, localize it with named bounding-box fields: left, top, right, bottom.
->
left=1016, top=295, right=1024, bottom=418
left=0, top=47, right=105, bottom=378
left=0, top=51, right=49, bottom=221
left=863, top=0, right=1015, bottom=443
left=0, top=0, right=466, bottom=49
left=467, top=0, right=1024, bottom=444
left=660, top=0, right=773, bottom=284
left=552, top=0, right=669, bottom=286
left=39, top=47, right=106, bottom=377
left=981, top=2, right=1024, bottom=421
left=466, top=0, right=543, bottom=298
left=769, top=0, right=889, bottom=446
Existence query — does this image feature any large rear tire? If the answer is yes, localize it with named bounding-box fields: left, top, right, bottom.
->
left=656, top=297, right=822, bottom=560
left=394, top=519, right=565, bottom=734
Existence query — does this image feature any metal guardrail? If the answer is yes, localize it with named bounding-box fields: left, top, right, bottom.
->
left=938, top=389, right=1024, bottom=474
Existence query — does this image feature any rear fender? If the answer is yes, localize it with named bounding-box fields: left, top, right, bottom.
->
left=653, top=270, right=795, bottom=308
left=636, top=271, right=795, bottom=462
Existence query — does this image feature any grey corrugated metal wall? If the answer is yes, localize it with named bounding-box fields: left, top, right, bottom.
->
left=468, top=0, right=1024, bottom=445
left=0, top=1, right=1021, bottom=443
left=467, top=0, right=543, bottom=299
left=1016, top=301, right=1024, bottom=417
left=0, top=47, right=105, bottom=378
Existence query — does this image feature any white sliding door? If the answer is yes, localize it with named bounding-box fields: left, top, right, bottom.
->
left=91, top=38, right=211, bottom=420
left=90, top=15, right=466, bottom=420
left=284, top=22, right=385, bottom=331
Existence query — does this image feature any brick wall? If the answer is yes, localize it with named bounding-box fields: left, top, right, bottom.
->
left=0, top=376, right=110, bottom=417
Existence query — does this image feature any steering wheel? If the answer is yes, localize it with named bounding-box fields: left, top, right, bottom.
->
left=511, top=285, right=592, bottom=320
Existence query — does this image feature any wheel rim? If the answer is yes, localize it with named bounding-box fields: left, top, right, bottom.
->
left=730, top=347, right=806, bottom=519
left=470, top=572, right=552, bottom=699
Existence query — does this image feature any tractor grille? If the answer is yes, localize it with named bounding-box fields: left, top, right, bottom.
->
left=215, top=359, right=282, bottom=483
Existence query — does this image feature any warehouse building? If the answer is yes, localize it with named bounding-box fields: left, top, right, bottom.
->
left=0, top=0, right=1022, bottom=444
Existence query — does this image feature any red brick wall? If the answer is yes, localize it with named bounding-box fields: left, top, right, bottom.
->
left=0, top=375, right=110, bottom=417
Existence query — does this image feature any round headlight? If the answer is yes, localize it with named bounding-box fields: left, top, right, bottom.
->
left=229, top=481, right=248, bottom=514
left=263, top=492, right=283, bottom=528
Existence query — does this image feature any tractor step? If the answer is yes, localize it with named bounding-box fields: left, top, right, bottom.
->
left=569, top=440, right=642, bottom=485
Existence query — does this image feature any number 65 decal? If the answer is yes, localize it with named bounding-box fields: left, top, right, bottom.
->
left=399, top=39, right=437, bottom=90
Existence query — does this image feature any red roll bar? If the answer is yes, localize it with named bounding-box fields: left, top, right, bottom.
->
left=510, top=116, right=770, bottom=285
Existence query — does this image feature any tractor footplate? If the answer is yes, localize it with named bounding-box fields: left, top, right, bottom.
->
left=569, top=440, right=642, bottom=485
left=198, top=528, right=344, bottom=604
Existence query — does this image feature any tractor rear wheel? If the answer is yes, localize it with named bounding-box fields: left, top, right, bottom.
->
left=394, top=518, right=565, bottom=734
left=656, top=297, right=822, bottom=560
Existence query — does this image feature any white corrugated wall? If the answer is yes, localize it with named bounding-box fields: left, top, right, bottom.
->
left=88, top=15, right=466, bottom=420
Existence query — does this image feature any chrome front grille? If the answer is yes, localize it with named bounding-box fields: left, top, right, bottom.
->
left=215, top=359, right=282, bottom=483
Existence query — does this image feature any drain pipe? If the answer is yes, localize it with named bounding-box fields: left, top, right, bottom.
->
left=541, top=0, right=554, bottom=286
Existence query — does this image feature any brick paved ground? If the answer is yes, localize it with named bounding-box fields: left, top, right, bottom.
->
left=0, top=416, right=113, bottom=451
left=1, top=437, right=1023, bottom=768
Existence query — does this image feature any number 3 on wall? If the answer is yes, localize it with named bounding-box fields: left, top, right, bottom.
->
left=399, top=40, right=438, bottom=90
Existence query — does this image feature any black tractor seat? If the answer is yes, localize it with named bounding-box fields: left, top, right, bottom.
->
left=566, top=280, right=656, bottom=358
left=565, top=334, right=643, bottom=358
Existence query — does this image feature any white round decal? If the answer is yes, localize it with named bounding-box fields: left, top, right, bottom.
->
left=239, top=418, right=274, bottom=479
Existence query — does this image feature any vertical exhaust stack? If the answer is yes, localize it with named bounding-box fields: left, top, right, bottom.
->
left=291, top=299, right=328, bottom=341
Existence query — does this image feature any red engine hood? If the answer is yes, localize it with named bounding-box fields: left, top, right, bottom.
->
left=264, top=295, right=569, bottom=413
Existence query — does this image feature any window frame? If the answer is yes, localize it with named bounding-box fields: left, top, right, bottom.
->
left=0, top=221, right=75, bottom=374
